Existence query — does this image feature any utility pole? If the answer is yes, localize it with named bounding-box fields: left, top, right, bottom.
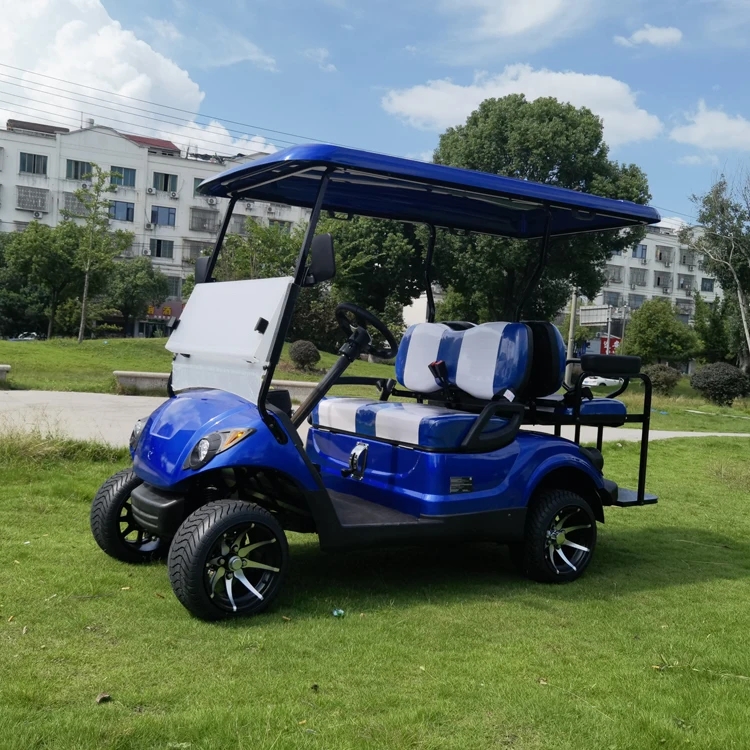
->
left=564, top=291, right=577, bottom=387
left=605, top=305, right=612, bottom=355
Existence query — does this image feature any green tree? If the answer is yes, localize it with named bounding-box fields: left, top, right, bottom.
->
left=694, top=293, right=730, bottom=364
left=107, top=257, right=170, bottom=336
left=0, top=231, right=48, bottom=337
left=4, top=220, right=82, bottom=338
left=63, top=163, right=134, bottom=343
left=432, top=94, right=651, bottom=321
left=620, top=298, right=700, bottom=365
left=560, top=313, right=596, bottom=350
left=685, top=178, right=750, bottom=366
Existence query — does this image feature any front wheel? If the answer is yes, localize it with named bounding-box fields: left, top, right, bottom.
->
left=90, top=468, right=166, bottom=563
left=516, top=490, right=597, bottom=583
left=168, top=500, right=288, bottom=621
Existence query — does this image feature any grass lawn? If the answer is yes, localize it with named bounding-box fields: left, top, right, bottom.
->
left=2, top=435, right=750, bottom=749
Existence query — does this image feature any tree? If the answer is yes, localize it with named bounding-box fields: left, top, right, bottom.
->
left=560, top=313, right=596, bottom=351
left=0, top=231, right=48, bottom=337
left=107, top=258, right=170, bottom=336
left=432, top=94, right=651, bottom=321
left=620, top=298, right=700, bottom=365
left=693, top=293, right=730, bottom=364
left=685, top=177, right=750, bottom=369
left=63, top=163, right=133, bottom=343
left=4, top=220, right=82, bottom=338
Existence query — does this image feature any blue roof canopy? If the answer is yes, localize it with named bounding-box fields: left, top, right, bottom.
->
left=199, top=144, right=660, bottom=239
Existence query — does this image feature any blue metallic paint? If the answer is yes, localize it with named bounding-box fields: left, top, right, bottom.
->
left=132, top=390, right=319, bottom=492
left=305, top=427, right=603, bottom=517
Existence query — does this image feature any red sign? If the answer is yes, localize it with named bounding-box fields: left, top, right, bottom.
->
left=600, top=336, right=621, bottom=355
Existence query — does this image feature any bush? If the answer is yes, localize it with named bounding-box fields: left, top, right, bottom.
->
left=289, top=339, right=321, bottom=371
left=690, top=362, right=750, bottom=406
left=642, top=364, right=682, bottom=396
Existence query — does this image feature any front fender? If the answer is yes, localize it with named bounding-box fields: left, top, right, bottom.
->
left=132, top=389, right=318, bottom=491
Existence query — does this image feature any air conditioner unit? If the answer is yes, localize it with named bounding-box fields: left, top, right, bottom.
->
left=32, top=211, right=42, bottom=219
left=688, top=264, right=694, bottom=271
left=142, top=249, right=150, bottom=256
left=207, top=197, right=217, bottom=206
left=684, top=285, right=692, bottom=292
left=81, top=183, right=89, bottom=190
left=145, top=222, right=154, bottom=230
left=604, top=279, right=610, bottom=286
left=662, top=287, right=671, bottom=294
left=640, top=258, right=648, bottom=265
left=665, top=261, right=671, bottom=267
left=245, top=202, right=254, bottom=210
left=630, top=283, right=637, bottom=290
left=146, top=187, right=156, bottom=195
left=170, top=191, right=178, bottom=199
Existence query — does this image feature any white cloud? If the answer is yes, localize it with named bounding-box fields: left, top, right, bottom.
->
left=676, top=154, right=719, bottom=166
left=670, top=100, right=750, bottom=151
left=304, top=48, right=337, bottom=73
left=0, top=0, right=276, bottom=156
left=382, top=65, right=663, bottom=147
left=201, top=29, right=277, bottom=71
left=341, top=23, right=354, bottom=31
left=405, top=150, right=434, bottom=162
left=145, top=17, right=183, bottom=42
left=614, top=24, right=683, bottom=48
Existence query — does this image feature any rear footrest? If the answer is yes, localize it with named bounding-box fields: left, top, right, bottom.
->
left=614, top=488, right=658, bottom=507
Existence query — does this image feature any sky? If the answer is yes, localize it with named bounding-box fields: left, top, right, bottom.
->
left=2, top=0, right=750, bottom=223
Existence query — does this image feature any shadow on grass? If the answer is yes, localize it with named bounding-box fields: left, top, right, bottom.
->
left=202, top=524, right=750, bottom=626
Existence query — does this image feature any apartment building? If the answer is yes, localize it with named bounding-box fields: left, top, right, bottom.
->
left=590, top=220, right=721, bottom=325
left=0, top=120, right=309, bottom=334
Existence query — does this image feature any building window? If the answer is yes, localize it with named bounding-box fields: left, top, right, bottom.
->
left=66, top=160, right=92, bottom=180
left=701, top=278, right=715, bottom=293
left=629, top=268, right=647, bottom=286
left=109, top=200, right=135, bottom=222
left=228, top=215, right=248, bottom=235
left=603, top=291, right=622, bottom=307
left=193, top=177, right=204, bottom=196
left=656, top=245, right=673, bottom=264
left=269, top=219, right=292, bottom=234
left=654, top=271, right=672, bottom=290
left=632, top=244, right=647, bottom=259
left=63, top=192, right=88, bottom=217
left=628, top=294, right=646, bottom=310
left=190, top=207, right=219, bottom=232
left=678, top=274, right=695, bottom=291
left=111, top=166, right=136, bottom=187
left=151, top=205, right=176, bottom=226
left=149, top=239, right=174, bottom=259
left=16, top=186, right=49, bottom=211
left=184, top=240, right=213, bottom=261
left=153, top=172, right=177, bottom=192
left=166, top=276, right=181, bottom=299
left=605, top=264, right=622, bottom=283
left=19, top=152, right=48, bottom=176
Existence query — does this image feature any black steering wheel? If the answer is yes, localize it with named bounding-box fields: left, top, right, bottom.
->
left=335, top=303, right=399, bottom=360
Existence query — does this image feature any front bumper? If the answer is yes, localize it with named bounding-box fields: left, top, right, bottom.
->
left=131, top=483, right=187, bottom=538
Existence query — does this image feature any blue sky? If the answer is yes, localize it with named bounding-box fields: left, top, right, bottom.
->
left=4, top=0, right=750, bottom=223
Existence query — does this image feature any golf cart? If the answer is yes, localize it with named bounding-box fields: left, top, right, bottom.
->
left=91, top=144, right=659, bottom=620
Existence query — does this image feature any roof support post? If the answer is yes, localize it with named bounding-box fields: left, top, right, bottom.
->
left=425, top=225, right=437, bottom=323
left=513, top=206, right=552, bottom=322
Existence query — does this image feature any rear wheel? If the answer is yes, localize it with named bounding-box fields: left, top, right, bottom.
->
left=516, top=490, right=597, bottom=583
left=90, top=468, right=166, bottom=563
left=168, top=500, right=288, bottom=621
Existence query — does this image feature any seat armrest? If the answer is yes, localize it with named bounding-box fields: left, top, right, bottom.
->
left=460, top=401, right=525, bottom=453
left=581, top=354, right=641, bottom=377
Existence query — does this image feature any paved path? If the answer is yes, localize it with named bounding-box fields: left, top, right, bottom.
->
left=1, top=390, right=749, bottom=447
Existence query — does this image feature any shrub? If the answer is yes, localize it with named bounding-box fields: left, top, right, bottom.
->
left=690, top=362, right=750, bottom=406
left=289, top=339, right=321, bottom=371
left=642, top=364, right=682, bottom=396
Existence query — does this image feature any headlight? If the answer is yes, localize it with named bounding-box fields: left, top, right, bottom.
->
left=129, top=417, right=148, bottom=452
left=185, top=428, right=256, bottom=470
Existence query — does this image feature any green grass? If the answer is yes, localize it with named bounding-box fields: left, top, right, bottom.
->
left=2, top=436, right=750, bottom=749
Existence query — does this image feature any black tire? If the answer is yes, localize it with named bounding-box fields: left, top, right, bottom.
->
left=90, top=468, right=166, bottom=563
left=516, top=489, right=597, bottom=583
left=168, top=500, right=288, bottom=621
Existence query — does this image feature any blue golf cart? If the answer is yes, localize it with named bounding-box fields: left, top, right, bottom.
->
left=91, top=145, right=659, bottom=620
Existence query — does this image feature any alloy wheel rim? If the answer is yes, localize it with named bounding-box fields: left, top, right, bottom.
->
left=204, top=523, right=283, bottom=613
left=544, top=506, right=594, bottom=575
left=119, top=498, right=160, bottom=553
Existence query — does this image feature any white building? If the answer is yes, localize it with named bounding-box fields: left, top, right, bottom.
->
left=0, top=119, right=309, bottom=334
left=588, top=220, right=721, bottom=327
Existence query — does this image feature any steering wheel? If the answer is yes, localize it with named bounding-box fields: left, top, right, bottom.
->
left=335, top=303, right=399, bottom=360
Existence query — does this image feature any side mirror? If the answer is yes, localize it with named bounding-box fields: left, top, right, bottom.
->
left=195, top=255, right=212, bottom=284
left=303, top=234, right=336, bottom=286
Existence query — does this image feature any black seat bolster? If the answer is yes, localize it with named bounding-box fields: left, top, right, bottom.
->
left=581, top=354, right=641, bottom=377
